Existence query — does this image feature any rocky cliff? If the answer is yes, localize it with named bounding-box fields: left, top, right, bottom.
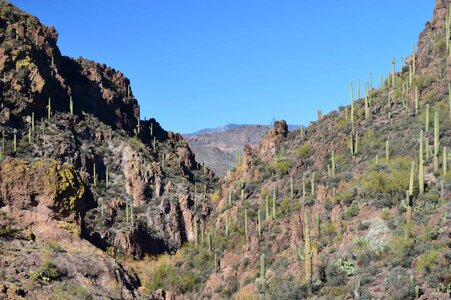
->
left=0, top=1, right=216, bottom=298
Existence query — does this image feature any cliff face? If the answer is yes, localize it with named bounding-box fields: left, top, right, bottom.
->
left=0, top=0, right=138, bottom=132
left=0, top=1, right=216, bottom=298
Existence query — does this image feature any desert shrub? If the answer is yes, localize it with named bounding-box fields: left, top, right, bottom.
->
left=416, top=247, right=450, bottom=286
left=296, top=144, right=312, bottom=159
left=414, top=74, right=435, bottom=91
left=145, top=262, right=200, bottom=293
left=373, top=193, right=394, bottom=209
left=210, top=190, right=220, bottom=202
left=268, top=160, right=292, bottom=175
left=47, top=242, right=65, bottom=253
left=267, top=275, right=308, bottom=300
left=383, top=267, right=415, bottom=300
left=53, top=282, right=91, bottom=299
left=387, top=235, right=414, bottom=268
left=31, top=257, right=63, bottom=281
left=325, top=262, right=347, bottom=286
left=362, top=157, right=411, bottom=197
left=344, top=203, right=360, bottom=219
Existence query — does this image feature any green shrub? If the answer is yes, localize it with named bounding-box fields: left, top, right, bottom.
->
left=383, top=267, right=415, bottom=300
left=269, top=160, right=292, bottom=175
left=296, top=144, right=312, bottom=159
left=362, top=157, right=411, bottom=196
left=31, top=257, right=63, bottom=281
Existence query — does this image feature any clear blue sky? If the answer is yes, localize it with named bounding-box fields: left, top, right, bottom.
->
left=10, top=0, right=434, bottom=133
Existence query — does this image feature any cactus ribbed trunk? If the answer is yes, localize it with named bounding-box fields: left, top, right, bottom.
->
left=419, top=130, right=425, bottom=194
left=433, top=112, right=439, bottom=173
left=304, top=210, right=312, bottom=291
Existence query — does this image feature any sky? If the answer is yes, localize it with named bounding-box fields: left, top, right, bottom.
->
left=10, top=0, right=434, bottom=133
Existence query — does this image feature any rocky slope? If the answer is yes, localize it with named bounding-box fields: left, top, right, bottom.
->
left=0, top=1, right=216, bottom=298
left=184, top=124, right=300, bottom=176
left=143, top=0, right=451, bottom=299
left=184, top=125, right=269, bottom=176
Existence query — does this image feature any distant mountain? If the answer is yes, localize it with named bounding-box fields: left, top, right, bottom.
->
left=185, top=124, right=242, bottom=136
left=184, top=124, right=300, bottom=175
left=186, top=123, right=300, bottom=136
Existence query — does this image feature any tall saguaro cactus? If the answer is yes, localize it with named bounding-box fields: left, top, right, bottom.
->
left=257, top=210, right=262, bottom=238
left=419, top=130, right=425, bottom=194
left=301, top=210, right=313, bottom=291
left=244, top=208, right=248, bottom=239
left=331, top=150, right=336, bottom=175
left=13, top=129, right=17, bottom=152
left=385, top=140, right=390, bottom=163
left=391, top=58, right=396, bottom=87
left=256, top=254, right=266, bottom=299
left=47, top=97, right=51, bottom=119
left=443, top=146, right=447, bottom=176
left=433, top=112, right=440, bottom=173
left=70, top=96, right=73, bottom=115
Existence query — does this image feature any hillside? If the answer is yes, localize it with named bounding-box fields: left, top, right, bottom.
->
left=0, top=1, right=216, bottom=298
left=143, top=0, right=451, bottom=299
left=0, top=0, right=450, bottom=299
left=185, top=124, right=300, bottom=176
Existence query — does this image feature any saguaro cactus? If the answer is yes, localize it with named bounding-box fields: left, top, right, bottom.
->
left=70, top=96, right=73, bottom=115
left=244, top=208, right=248, bottom=239
left=290, top=177, right=294, bottom=199
left=433, top=112, right=439, bottom=173
left=256, top=254, right=266, bottom=299
left=386, top=140, right=390, bottom=163
left=257, top=209, right=262, bottom=238
left=0, top=131, right=4, bottom=160
left=310, top=172, right=315, bottom=196
left=350, top=81, right=355, bottom=126
left=93, top=163, right=97, bottom=187
left=13, top=129, right=17, bottom=152
left=409, top=161, right=415, bottom=196
left=406, top=190, right=413, bottom=234
left=315, top=212, right=320, bottom=241
left=47, top=97, right=51, bottom=119
left=272, top=192, right=276, bottom=220
left=364, top=92, right=369, bottom=119
left=415, top=86, right=419, bottom=115
left=443, top=146, right=447, bottom=176
left=419, top=130, right=425, bottom=194
left=300, top=209, right=313, bottom=291
left=106, top=166, right=109, bottom=188
left=331, top=150, right=336, bottom=175
left=225, top=212, right=229, bottom=237
left=391, top=58, right=396, bottom=87
left=425, top=104, right=430, bottom=132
